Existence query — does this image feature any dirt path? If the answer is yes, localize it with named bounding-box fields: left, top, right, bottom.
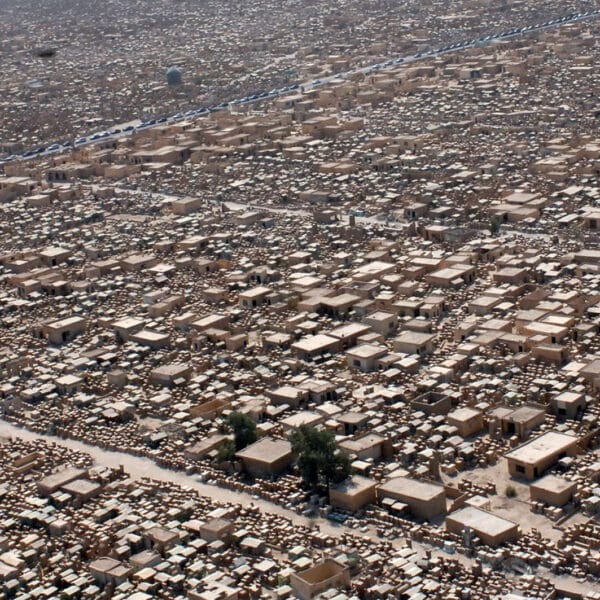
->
left=0, top=419, right=366, bottom=540
left=1, top=420, right=595, bottom=595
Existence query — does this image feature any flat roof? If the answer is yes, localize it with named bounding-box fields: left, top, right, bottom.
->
left=506, top=405, right=545, bottom=423
left=152, top=363, right=189, bottom=376
left=38, top=466, right=87, bottom=493
left=320, top=293, right=360, bottom=307
left=280, top=411, right=322, bottom=429
left=239, top=286, right=271, bottom=299
left=331, top=475, right=377, bottom=496
left=40, top=246, right=70, bottom=257
left=378, top=476, right=444, bottom=502
left=62, top=478, right=102, bottom=495
left=328, top=322, right=370, bottom=339
left=530, top=474, right=576, bottom=494
left=173, top=196, right=200, bottom=205
left=340, top=433, right=385, bottom=453
left=132, top=329, right=169, bottom=342
left=55, top=374, right=82, bottom=386
left=112, top=317, right=144, bottom=329
left=428, top=266, right=471, bottom=280
left=235, top=437, right=292, bottom=464
left=47, top=316, right=85, bottom=329
left=193, top=314, right=228, bottom=328
left=505, top=431, right=578, bottom=465
left=555, top=391, right=584, bottom=404
left=365, top=310, right=396, bottom=321
left=447, top=407, right=482, bottom=422
left=346, top=343, right=386, bottom=359
left=271, top=385, right=304, bottom=398
left=337, top=411, right=368, bottom=424
left=353, top=260, right=395, bottom=274
left=448, top=506, right=517, bottom=538
left=292, top=334, right=338, bottom=353
left=395, top=331, right=435, bottom=345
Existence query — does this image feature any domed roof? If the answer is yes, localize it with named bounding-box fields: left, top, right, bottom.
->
left=166, top=66, right=182, bottom=86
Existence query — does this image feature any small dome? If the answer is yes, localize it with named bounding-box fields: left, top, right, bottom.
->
left=166, top=66, right=182, bottom=86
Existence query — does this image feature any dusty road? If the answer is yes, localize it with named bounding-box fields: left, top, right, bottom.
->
left=0, top=419, right=367, bottom=539
left=0, top=419, right=595, bottom=595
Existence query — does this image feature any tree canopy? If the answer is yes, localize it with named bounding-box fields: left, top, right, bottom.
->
left=229, top=411, right=257, bottom=451
left=289, top=425, right=351, bottom=492
left=216, top=438, right=236, bottom=463
left=489, top=216, right=501, bottom=235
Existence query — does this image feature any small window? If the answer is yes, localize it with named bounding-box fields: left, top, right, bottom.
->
left=515, top=464, right=525, bottom=474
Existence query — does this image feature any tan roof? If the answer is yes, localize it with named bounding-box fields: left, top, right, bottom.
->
left=505, top=431, right=578, bottom=465
left=340, top=433, right=385, bottom=453
left=346, top=343, right=387, bottom=359
left=447, top=407, right=482, bottom=422
left=330, top=475, right=377, bottom=496
left=448, top=506, right=518, bottom=537
left=328, top=322, right=370, bottom=339
left=395, top=331, right=435, bottom=345
left=239, top=285, right=271, bottom=299
left=292, top=334, right=338, bottom=353
left=378, top=476, right=444, bottom=502
left=320, top=293, right=360, bottom=307
left=235, top=437, right=292, bottom=464
left=530, top=474, right=575, bottom=494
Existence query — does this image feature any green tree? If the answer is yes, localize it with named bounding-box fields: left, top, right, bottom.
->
left=229, top=411, right=257, bottom=451
left=489, top=216, right=501, bottom=236
left=216, top=438, right=236, bottom=462
left=289, top=425, right=351, bottom=494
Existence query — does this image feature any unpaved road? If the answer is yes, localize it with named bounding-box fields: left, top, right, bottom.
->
left=0, top=419, right=363, bottom=538
left=0, top=419, right=595, bottom=595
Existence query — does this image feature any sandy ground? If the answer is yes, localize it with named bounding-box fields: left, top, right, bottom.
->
left=0, top=419, right=595, bottom=595
left=446, top=458, right=565, bottom=541
left=0, top=419, right=366, bottom=539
